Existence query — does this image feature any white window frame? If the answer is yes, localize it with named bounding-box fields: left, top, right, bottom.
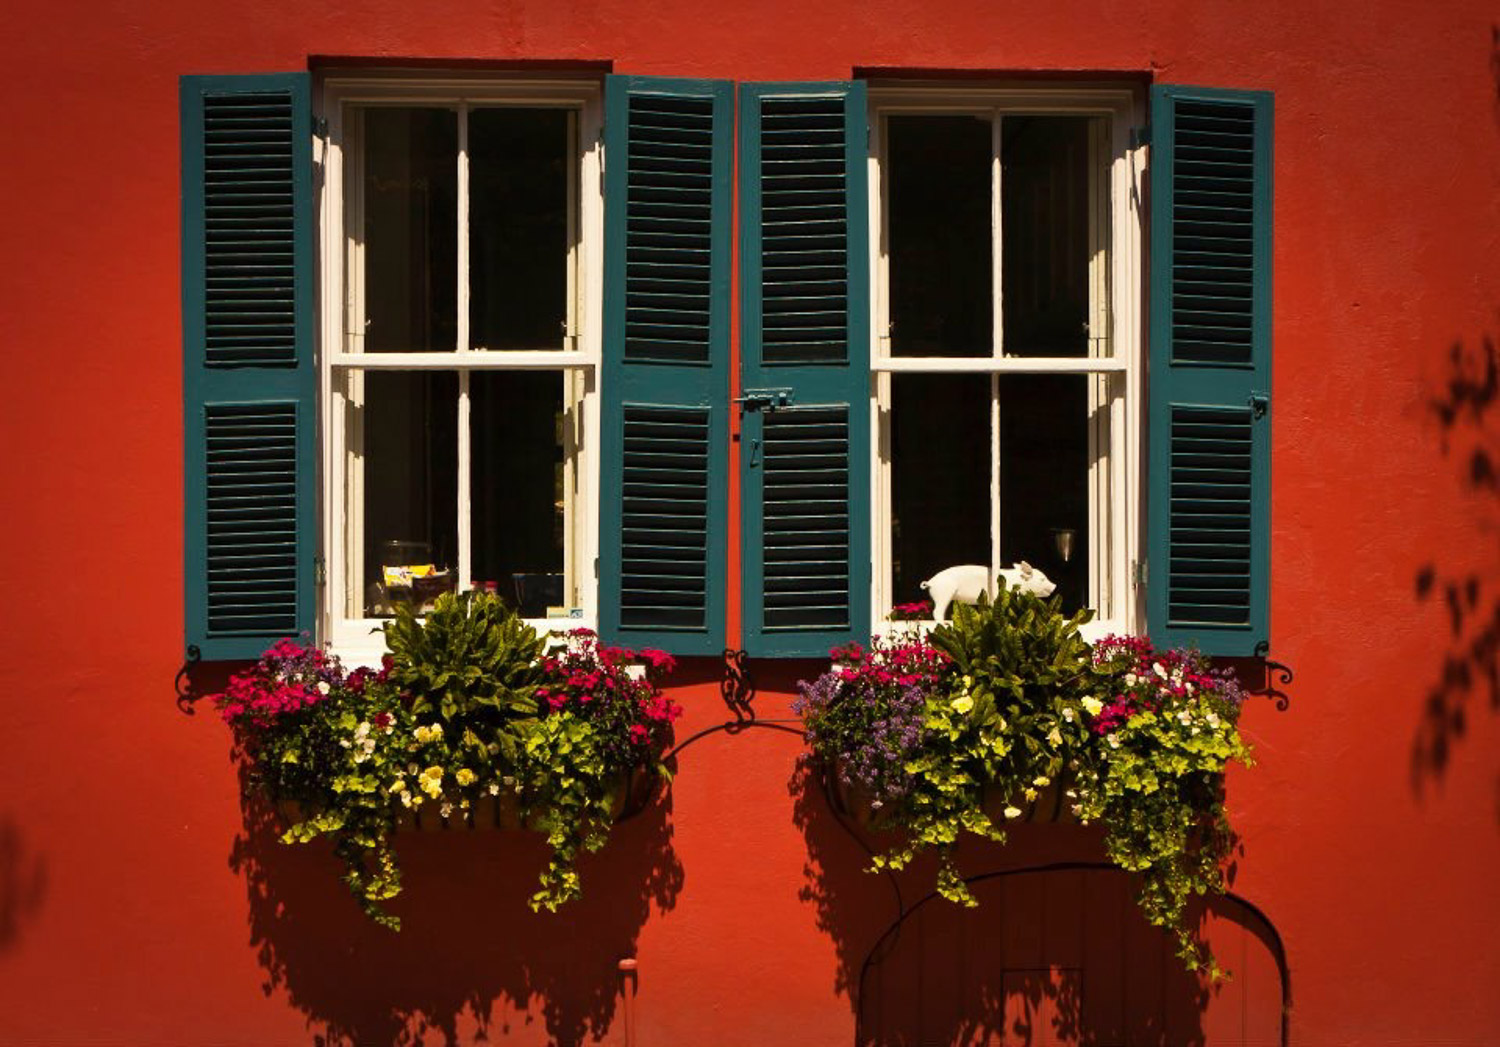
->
left=866, top=83, right=1147, bottom=641
left=316, top=76, right=605, bottom=660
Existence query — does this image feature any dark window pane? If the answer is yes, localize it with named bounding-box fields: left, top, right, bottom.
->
left=999, top=375, right=1089, bottom=611
left=887, top=115, right=993, bottom=358
left=470, top=372, right=566, bottom=617
left=891, top=374, right=991, bottom=612
left=360, top=372, right=459, bottom=616
left=1001, top=116, right=1091, bottom=357
left=363, top=108, right=458, bottom=353
left=469, top=108, right=571, bottom=351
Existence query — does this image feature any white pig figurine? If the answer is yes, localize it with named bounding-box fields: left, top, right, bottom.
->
left=920, top=561, right=1056, bottom=621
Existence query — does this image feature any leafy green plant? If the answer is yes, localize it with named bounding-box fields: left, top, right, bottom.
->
left=215, top=640, right=410, bottom=928
left=384, top=590, right=546, bottom=766
left=796, top=588, right=1254, bottom=975
left=1074, top=635, right=1252, bottom=977
left=215, top=598, right=682, bottom=926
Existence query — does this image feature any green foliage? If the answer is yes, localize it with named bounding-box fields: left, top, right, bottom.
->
left=518, top=711, right=615, bottom=912
left=797, top=589, right=1255, bottom=976
left=217, top=606, right=677, bottom=929
left=384, top=590, right=545, bottom=764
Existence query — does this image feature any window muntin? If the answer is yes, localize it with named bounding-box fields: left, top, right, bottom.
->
left=319, top=79, right=603, bottom=654
left=870, top=87, right=1144, bottom=637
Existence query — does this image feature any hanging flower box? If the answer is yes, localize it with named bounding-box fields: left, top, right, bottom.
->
left=795, top=587, right=1252, bottom=977
left=215, top=595, right=680, bottom=928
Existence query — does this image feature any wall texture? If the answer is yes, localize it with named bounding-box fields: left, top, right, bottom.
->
left=2, top=0, right=1499, bottom=1043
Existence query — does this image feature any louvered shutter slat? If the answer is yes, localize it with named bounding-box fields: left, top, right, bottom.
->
left=182, top=74, right=316, bottom=660
left=1147, top=86, right=1272, bottom=656
left=599, top=77, right=731, bottom=654
left=741, top=82, right=870, bottom=657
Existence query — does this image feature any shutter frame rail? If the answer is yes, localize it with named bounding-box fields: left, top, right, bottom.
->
left=182, top=73, right=317, bottom=662
left=1147, top=84, right=1272, bottom=657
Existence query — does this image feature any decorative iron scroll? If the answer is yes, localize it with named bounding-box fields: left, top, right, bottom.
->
left=175, top=644, right=203, bottom=715
left=720, top=648, right=756, bottom=726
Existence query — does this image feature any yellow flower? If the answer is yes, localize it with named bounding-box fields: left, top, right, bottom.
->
left=455, top=768, right=476, bottom=787
left=950, top=695, right=974, bottom=714
left=1081, top=696, right=1104, bottom=716
left=1003, top=805, right=1023, bottom=819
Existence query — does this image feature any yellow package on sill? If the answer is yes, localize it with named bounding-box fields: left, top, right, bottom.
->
left=383, top=564, right=439, bottom=589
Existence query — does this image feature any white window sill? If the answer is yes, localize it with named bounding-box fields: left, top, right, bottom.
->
left=326, top=616, right=599, bottom=670
left=869, top=614, right=1123, bottom=647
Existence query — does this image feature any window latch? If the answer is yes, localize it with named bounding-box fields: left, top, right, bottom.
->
left=734, top=388, right=794, bottom=412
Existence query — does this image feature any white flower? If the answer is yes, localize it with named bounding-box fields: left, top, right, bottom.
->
left=1153, top=662, right=1168, bottom=679
left=1070, top=804, right=1084, bottom=817
left=317, top=681, right=331, bottom=695
left=1003, top=805, right=1023, bottom=819
left=399, top=790, right=413, bottom=807
left=439, top=802, right=454, bottom=818
left=1107, top=733, right=1121, bottom=749
left=1062, top=707, right=1075, bottom=722
left=488, top=782, right=500, bottom=796
left=1178, top=709, right=1192, bottom=725
left=355, top=721, right=370, bottom=739
left=1206, top=712, right=1220, bottom=728
left=1123, top=673, right=1138, bottom=688
left=338, top=739, right=352, bottom=749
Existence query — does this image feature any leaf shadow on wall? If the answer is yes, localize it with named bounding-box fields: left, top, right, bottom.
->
left=226, top=718, right=690, bottom=1046
left=789, top=763, right=1293, bottom=1046
left=0, top=817, right=46, bottom=954
left=1412, top=332, right=1500, bottom=822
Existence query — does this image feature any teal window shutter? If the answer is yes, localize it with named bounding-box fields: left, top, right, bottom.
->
left=599, top=76, right=732, bottom=655
left=182, top=74, right=317, bottom=661
left=1147, top=85, right=1272, bottom=656
left=739, top=81, right=870, bottom=658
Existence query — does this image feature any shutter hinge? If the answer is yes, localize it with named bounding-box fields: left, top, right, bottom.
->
left=314, top=555, right=327, bottom=587
left=1249, top=391, right=1270, bottom=419
left=1133, top=559, right=1147, bottom=587
left=1130, top=125, right=1151, bottom=150
left=314, top=116, right=329, bottom=140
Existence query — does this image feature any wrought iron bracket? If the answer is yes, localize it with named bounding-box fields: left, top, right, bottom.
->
left=175, top=644, right=203, bottom=715
left=1249, top=641, right=1294, bottom=710
left=720, top=648, right=757, bottom=727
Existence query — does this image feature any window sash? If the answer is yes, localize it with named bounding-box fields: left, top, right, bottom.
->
left=318, top=78, right=604, bottom=656
left=867, top=86, right=1145, bottom=639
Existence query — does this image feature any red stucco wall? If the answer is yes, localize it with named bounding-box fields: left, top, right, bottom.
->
left=2, top=1, right=1499, bottom=1044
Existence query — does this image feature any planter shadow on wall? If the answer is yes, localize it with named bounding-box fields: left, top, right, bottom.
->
left=229, top=743, right=685, bottom=1046
left=790, top=762, right=1286, bottom=1046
